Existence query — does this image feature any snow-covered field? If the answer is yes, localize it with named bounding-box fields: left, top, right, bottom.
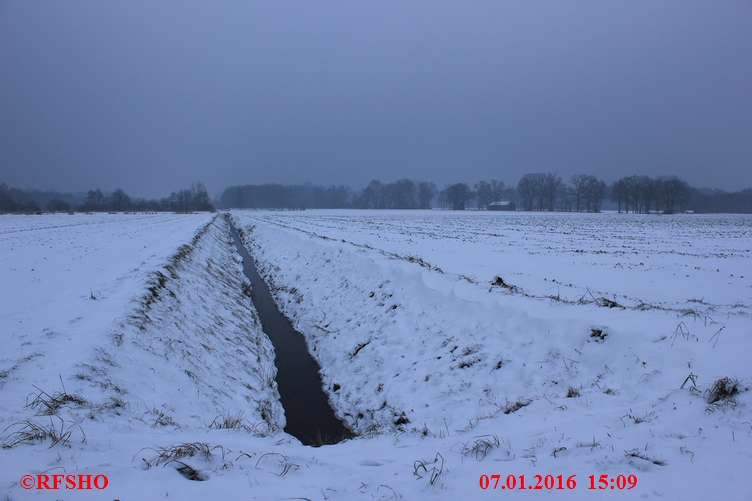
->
left=1, top=210, right=750, bottom=499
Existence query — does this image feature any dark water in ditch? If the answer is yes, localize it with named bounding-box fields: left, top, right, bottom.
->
left=229, top=222, right=352, bottom=446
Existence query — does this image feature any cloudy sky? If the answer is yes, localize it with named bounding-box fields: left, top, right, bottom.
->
left=1, top=1, right=750, bottom=198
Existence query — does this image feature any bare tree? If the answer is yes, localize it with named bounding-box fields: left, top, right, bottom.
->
left=475, top=181, right=493, bottom=209
left=558, top=185, right=575, bottom=211
left=609, top=178, right=628, bottom=213
left=489, top=179, right=506, bottom=203
left=570, top=175, right=607, bottom=212
left=637, top=176, right=657, bottom=213
left=83, top=189, right=105, bottom=211
left=442, top=183, right=472, bottom=210
left=658, top=176, right=690, bottom=213
left=359, top=180, right=383, bottom=209
left=109, top=188, right=132, bottom=211
left=437, top=188, right=450, bottom=209
left=615, top=175, right=684, bottom=213
left=392, top=179, right=417, bottom=209
left=471, top=179, right=507, bottom=209
left=588, top=178, right=608, bottom=213
left=516, top=174, right=537, bottom=211
left=543, top=173, right=562, bottom=211
left=516, top=173, right=553, bottom=211
left=325, top=185, right=350, bottom=208
left=0, top=184, right=18, bottom=212
left=417, top=181, right=437, bottom=209
left=618, top=175, right=644, bottom=213
left=571, top=174, right=588, bottom=212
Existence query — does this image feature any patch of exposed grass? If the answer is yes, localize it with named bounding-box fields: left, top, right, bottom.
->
left=26, top=385, right=88, bottom=416
left=575, top=437, right=602, bottom=451
left=256, top=400, right=279, bottom=434
left=458, top=434, right=501, bottom=460
left=413, top=452, right=444, bottom=485
left=138, top=442, right=224, bottom=480
left=502, top=398, right=532, bottom=415
left=565, top=386, right=581, bottom=398
left=589, top=327, right=607, bottom=342
left=623, top=410, right=655, bottom=425
left=139, top=442, right=223, bottom=468
left=146, top=406, right=179, bottom=428
left=1, top=417, right=82, bottom=449
left=625, top=447, right=666, bottom=466
left=706, top=377, right=743, bottom=405
left=209, top=411, right=250, bottom=431
left=490, top=275, right=520, bottom=293
left=393, top=411, right=410, bottom=426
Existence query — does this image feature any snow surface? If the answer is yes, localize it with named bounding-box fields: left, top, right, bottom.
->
left=1, top=210, right=750, bottom=500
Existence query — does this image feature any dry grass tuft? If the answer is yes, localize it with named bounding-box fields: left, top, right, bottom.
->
left=565, top=386, right=581, bottom=398
left=209, top=411, right=251, bottom=431
left=459, top=434, right=501, bottom=460
left=490, top=275, right=520, bottom=293
left=576, top=437, right=602, bottom=451
left=589, top=327, right=607, bottom=342
left=146, top=407, right=179, bottom=428
left=26, top=385, right=88, bottom=416
left=502, top=398, right=531, bottom=414
left=625, top=447, right=666, bottom=466
left=706, top=377, right=742, bottom=405
left=1, top=417, right=80, bottom=449
left=139, top=442, right=224, bottom=469
left=413, top=452, right=444, bottom=485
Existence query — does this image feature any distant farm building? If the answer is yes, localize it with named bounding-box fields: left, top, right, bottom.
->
left=488, top=201, right=516, bottom=211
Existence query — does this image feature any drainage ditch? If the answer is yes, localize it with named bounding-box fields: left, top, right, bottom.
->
left=229, top=220, right=353, bottom=446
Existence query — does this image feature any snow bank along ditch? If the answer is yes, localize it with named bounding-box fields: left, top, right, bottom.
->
left=229, top=216, right=352, bottom=445
left=1, top=210, right=750, bottom=499
left=1, top=214, right=287, bottom=476
left=230, top=210, right=751, bottom=499
left=77, top=214, right=286, bottom=435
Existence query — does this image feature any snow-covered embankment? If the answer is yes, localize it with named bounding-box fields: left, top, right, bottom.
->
left=232, top=210, right=752, bottom=500
left=1, top=214, right=283, bottom=491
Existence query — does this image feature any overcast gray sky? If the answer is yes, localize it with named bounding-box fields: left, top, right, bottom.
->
left=1, top=1, right=750, bottom=198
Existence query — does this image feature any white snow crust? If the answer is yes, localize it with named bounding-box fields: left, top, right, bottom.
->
left=1, top=210, right=750, bottom=500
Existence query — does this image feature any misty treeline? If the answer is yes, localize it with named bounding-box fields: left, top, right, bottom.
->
left=516, top=173, right=692, bottom=214
left=0, top=182, right=213, bottom=213
left=220, top=175, right=752, bottom=214
left=3, top=175, right=751, bottom=214
left=219, top=184, right=351, bottom=210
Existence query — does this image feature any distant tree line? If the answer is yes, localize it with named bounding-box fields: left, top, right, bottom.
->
left=351, top=175, right=750, bottom=213
left=220, top=179, right=510, bottom=211
left=510, top=173, right=750, bottom=214
left=3, top=175, right=751, bottom=214
left=512, top=173, right=611, bottom=212
left=514, top=173, right=717, bottom=214
left=344, top=175, right=751, bottom=214
left=218, top=184, right=351, bottom=209
left=688, top=187, right=752, bottom=213
left=0, top=183, right=81, bottom=213
left=351, top=180, right=438, bottom=209
left=0, top=182, right=213, bottom=213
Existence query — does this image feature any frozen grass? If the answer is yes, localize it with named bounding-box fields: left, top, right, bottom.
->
left=457, top=434, right=501, bottom=460
left=706, top=377, right=744, bottom=405
left=2, top=416, right=82, bottom=449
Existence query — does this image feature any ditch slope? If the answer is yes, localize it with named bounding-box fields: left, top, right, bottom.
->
left=229, top=218, right=352, bottom=445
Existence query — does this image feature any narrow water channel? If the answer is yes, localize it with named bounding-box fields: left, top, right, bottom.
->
left=229, top=220, right=352, bottom=446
